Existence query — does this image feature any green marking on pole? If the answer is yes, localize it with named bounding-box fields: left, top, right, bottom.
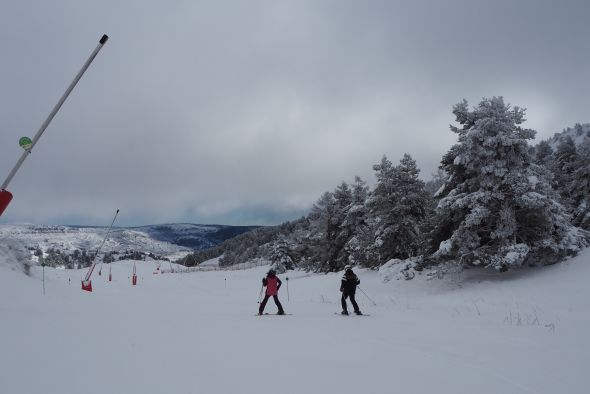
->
left=19, top=137, right=33, bottom=151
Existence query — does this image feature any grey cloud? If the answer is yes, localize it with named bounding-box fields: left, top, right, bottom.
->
left=1, top=0, right=589, bottom=226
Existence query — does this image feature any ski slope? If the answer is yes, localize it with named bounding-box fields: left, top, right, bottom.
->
left=1, top=250, right=589, bottom=394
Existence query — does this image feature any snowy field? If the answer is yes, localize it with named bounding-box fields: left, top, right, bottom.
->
left=1, top=250, right=589, bottom=394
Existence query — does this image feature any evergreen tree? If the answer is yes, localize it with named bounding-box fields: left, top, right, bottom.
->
left=332, top=182, right=354, bottom=269
left=551, top=136, right=578, bottom=206
left=367, top=154, right=429, bottom=262
left=366, top=155, right=395, bottom=263
left=569, top=139, right=590, bottom=229
left=306, top=183, right=355, bottom=271
left=342, top=176, right=376, bottom=267
left=270, top=237, right=295, bottom=271
left=43, top=248, right=68, bottom=268
left=433, top=97, right=587, bottom=270
left=308, top=191, right=339, bottom=271
left=533, top=140, right=553, bottom=167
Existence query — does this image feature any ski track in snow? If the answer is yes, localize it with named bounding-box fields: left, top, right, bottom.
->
left=1, top=251, right=589, bottom=394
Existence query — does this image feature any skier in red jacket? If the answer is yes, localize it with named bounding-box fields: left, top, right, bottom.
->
left=259, top=269, right=285, bottom=315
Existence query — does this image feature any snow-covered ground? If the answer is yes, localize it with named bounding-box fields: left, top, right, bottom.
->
left=1, top=249, right=589, bottom=394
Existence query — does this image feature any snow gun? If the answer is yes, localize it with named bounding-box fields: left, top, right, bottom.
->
left=82, top=209, right=119, bottom=292
left=0, top=34, right=109, bottom=216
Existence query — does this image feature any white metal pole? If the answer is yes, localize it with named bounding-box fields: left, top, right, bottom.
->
left=84, top=208, right=119, bottom=282
left=1, top=34, right=109, bottom=191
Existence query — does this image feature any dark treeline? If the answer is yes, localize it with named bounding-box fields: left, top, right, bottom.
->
left=35, top=248, right=169, bottom=269
left=178, top=98, right=590, bottom=275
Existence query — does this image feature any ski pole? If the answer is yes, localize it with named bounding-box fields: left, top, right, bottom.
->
left=286, top=277, right=290, bottom=302
left=358, top=286, right=377, bottom=306
left=42, top=262, right=46, bottom=295
left=0, top=34, right=109, bottom=216
left=257, top=285, right=264, bottom=303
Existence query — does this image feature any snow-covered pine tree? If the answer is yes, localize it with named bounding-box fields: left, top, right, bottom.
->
left=269, top=237, right=295, bottom=272
left=528, top=140, right=556, bottom=204
left=569, top=138, right=590, bottom=229
left=342, top=176, right=377, bottom=267
left=351, top=176, right=369, bottom=210
left=366, top=155, right=395, bottom=262
left=533, top=140, right=554, bottom=167
left=551, top=136, right=577, bottom=205
left=391, top=154, right=430, bottom=259
left=331, top=182, right=354, bottom=269
left=367, top=154, right=429, bottom=263
left=433, top=97, right=587, bottom=270
left=303, top=185, right=352, bottom=272
left=307, top=191, right=338, bottom=271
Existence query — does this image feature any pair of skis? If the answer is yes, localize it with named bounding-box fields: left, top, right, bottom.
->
left=255, top=313, right=370, bottom=317
left=335, top=312, right=370, bottom=317
left=256, top=313, right=293, bottom=316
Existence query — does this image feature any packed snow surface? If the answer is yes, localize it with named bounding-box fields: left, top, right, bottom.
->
left=1, top=250, right=589, bottom=394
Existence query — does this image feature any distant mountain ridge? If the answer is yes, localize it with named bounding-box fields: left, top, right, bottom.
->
left=0, top=223, right=259, bottom=260
left=130, top=223, right=260, bottom=249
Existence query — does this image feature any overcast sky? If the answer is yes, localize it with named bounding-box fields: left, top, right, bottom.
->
left=0, top=0, right=589, bottom=226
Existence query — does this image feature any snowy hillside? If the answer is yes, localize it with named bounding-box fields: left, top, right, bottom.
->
left=0, top=223, right=258, bottom=260
left=1, top=247, right=588, bottom=394
left=546, top=122, right=590, bottom=150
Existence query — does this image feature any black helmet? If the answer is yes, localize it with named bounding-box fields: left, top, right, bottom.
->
left=268, top=269, right=276, bottom=275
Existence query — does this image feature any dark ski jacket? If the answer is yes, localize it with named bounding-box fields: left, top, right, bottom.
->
left=340, top=270, right=360, bottom=294
left=262, top=273, right=282, bottom=296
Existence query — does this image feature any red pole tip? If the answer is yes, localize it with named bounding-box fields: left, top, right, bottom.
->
left=0, top=190, right=14, bottom=216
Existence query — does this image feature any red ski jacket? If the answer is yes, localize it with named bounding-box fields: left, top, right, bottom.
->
left=263, top=275, right=282, bottom=296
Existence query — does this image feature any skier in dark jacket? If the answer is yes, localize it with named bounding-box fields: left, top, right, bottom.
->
left=340, top=266, right=362, bottom=315
left=259, top=269, right=285, bottom=315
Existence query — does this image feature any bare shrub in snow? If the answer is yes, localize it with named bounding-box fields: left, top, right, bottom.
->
left=0, top=239, right=33, bottom=276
